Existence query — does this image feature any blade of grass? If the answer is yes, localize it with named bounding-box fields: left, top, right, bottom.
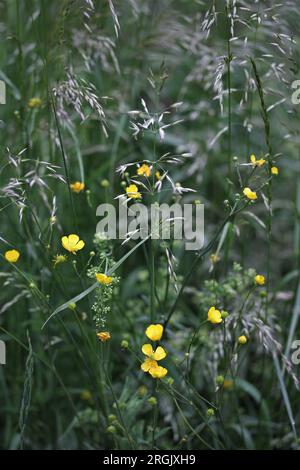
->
left=273, top=353, right=298, bottom=441
left=41, top=233, right=151, bottom=329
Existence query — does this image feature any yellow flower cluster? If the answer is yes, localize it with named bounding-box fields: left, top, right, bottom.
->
left=141, top=324, right=168, bottom=379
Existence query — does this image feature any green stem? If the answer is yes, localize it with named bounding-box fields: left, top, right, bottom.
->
left=226, top=7, right=232, bottom=179
left=150, top=239, right=155, bottom=322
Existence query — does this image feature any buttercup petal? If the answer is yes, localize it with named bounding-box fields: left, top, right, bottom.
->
left=142, top=344, right=153, bottom=357
left=153, top=346, right=167, bottom=361
left=75, top=240, right=85, bottom=250
left=69, top=234, right=79, bottom=245
left=62, top=236, right=70, bottom=250
left=149, top=366, right=168, bottom=379
left=141, top=360, right=151, bottom=372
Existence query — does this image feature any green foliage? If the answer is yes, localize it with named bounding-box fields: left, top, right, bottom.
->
left=0, top=0, right=300, bottom=451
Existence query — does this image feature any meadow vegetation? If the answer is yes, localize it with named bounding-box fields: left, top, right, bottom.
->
left=0, top=0, right=300, bottom=450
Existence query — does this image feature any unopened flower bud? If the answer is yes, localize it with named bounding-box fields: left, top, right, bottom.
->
left=238, top=335, right=247, bottom=345
left=106, top=425, right=116, bottom=434
left=101, top=179, right=110, bottom=188
left=147, top=396, right=157, bottom=406
left=68, top=302, right=76, bottom=310
left=216, top=375, right=224, bottom=385
left=221, top=310, right=229, bottom=319
left=108, top=414, right=117, bottom=423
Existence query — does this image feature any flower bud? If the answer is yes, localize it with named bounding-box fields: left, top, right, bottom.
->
left=106, top=425, right=116, bottom=434
left=216, top=375, right=224, bottom=385
left=221, top=310, right=229, bottom=319
left=101, top=179, right=110, bottom=188
left=147, top=396, right=157, bottom=406
left=138, top=385, right=147, bottom=397
left=207, top=408, right=215, bottom=418
left=238, top=335, right=247, bottom=345
left=108, top=414, right=117, bottom=423
left=68, top=302, right=76, bottom=310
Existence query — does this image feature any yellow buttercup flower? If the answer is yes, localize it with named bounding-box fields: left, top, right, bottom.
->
left=28, top=97, right=42, bottom=108
left=155, top=171, right=161, bottom=180
left=95, top=273, right=113, bottom=285
left=145, top=324, right=164, bottom=341
left=250, top=154, right=265, bottom=167
left=52, top=254, right=67, bottom=267
left=238, top=335, right=247, bottom=345
left=97, top=331, right=111, bottom=342
left=243, top=187, right=257, bottom=200
left=141, top=344, right=167, bottom=378
left=70, top=181, right=85, bottom=193
left=125, top=184, right=142, bottom=199
left=255, top=274, right=265, bottom=286
left=271, top=166, right=279, bottom=175
left=137, top=164, right=151, bottom=177
left=4, top=249, right=20, bottom=263
left=61, top=234, right=85, bottom=253
left=207, top=306, right=222, bottom=324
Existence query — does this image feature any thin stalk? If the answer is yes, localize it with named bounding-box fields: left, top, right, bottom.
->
left=226, top=3, right=232, bottom=179
left=149, top=238, right=155, bottom=322
left=164, top=202, right=248, bottom=329
left=250, top=58, right=273, bottom=320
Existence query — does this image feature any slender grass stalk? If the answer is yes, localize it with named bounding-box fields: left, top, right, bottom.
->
left=250, top=58, right=273, bottom=320
left=225, top=2, right=232, bottom=179
left=149, top=238, right=155, bottom=323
